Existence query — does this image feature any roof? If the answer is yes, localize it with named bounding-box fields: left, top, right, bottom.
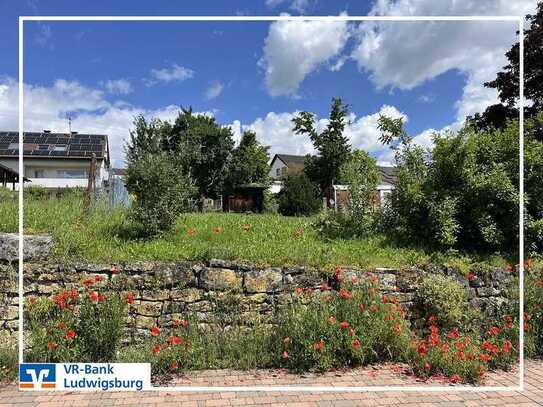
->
left=0, top=131, right=108, bottom=160
left=275, top=154, right=306, bottom=166
left=378, top=166, right=397, bottom=186
left=112, top=168, right=126, bottom=176
left=0, top=163, right=30, bottom=182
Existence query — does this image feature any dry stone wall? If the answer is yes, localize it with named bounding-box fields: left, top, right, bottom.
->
left=0, top=259, right=513, bottom=341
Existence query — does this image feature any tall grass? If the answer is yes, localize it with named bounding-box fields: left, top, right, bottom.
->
left=0, top=189, right=504, bottom=269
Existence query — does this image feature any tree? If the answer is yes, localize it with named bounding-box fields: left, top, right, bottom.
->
left=224, top=130, right=270, bottom=194
left=278, top=172, right=322, bottom=216
left=469, top=2, right=543, bottom=140
left=292, top=97, right=352, bottom=192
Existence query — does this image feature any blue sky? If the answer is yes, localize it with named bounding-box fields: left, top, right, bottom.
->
left=0, top=0, right=535, bottom=167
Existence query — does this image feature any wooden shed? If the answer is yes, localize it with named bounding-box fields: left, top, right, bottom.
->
left=224, top=184, right=266, bottom=213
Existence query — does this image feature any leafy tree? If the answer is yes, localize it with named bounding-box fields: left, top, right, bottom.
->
left=292, top=97, right=352, bottom=192
left=224, top=130, right=270, bottom=194
left=278, top=172, right=322, bottom=216
left=469, top=2, right=543, bottom=140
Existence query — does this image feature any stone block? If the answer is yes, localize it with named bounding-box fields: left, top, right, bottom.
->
left=199, top=268, right=243, bottom=291
left=244, top=268, right=282, bottom=293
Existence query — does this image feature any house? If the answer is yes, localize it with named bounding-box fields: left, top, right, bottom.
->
left=268, top=153, right=397, bottom=208
left=0, top=131, right=110, bottom=190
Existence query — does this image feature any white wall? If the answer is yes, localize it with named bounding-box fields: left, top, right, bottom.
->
left=269, top=158, right=287, bottom=179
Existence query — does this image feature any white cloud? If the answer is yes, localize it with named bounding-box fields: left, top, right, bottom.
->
left=265, top=0, right=312, bottom=14
left=145, top=64, right=194, bottom=86
left=351, top=0, right=536, bottom=125
left=205, top=81, right=224, bottom=100
left=103, top=79, right=133, bottom=95
left=260, top=17, right=350, bottom=97
left=35, top=24, right=52, bottom=47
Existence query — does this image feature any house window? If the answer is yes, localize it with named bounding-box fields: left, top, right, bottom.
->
left=53, top=145, right=67, bottom=152
left=276, top=168, right=281, bottom=176
left=33, top=169, right=45, bottom=178
left=57, top=169, right=87, bottom=179
left=37, top=144, right=50, bottom=151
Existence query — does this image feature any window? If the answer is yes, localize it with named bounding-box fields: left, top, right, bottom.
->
left=33, top=169, right=45, bottom=178
left=8, top=143, right=18, bottom=150
left=37, top=145, right=49, bottom=151
left=276, top=168, right=281, bottom=176
left=53, top=145, right=67, bottom=152
left=57, top=169, right=87, bottom=179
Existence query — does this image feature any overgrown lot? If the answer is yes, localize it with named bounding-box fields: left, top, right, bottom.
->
left=0, top=190, right=505, bottom=270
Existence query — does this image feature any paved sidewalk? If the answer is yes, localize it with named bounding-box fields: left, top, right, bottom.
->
left=0, top=360, right=541, bottom=406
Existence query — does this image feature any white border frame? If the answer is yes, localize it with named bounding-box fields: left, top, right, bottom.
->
left=17, top=15, right=524, bottom=393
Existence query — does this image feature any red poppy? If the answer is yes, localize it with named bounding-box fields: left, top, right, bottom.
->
left=450, top=374, right=461, bottom=384
left=170, top=362, right=179, bottom=371
left=47, top=341, right=57, bottom=350
left=172, top=319, right=181, bottom=328
left=359, top=303, right=365, bottom=312
left=150, top=326, right=161, bottom=337
left=333, top=267, right=342, bottom=281
left=152, top=345, right=161, bottom=354
left=283, top=336, right=291, bottom=344
left=98, top=294, right=106, bottom=302
left=339, top=321, right=349, bottom=329
left=441, top=344, right=450, bottom=353
left=169, top=336, right=182, bottom=346
left=213, top=227, right=223, bottom=234
left=339, top=288, right=352, bottom=299
left=187, top=228, right=196, bottom=236
left=382, top=295, right=388, bottom=304
left=295, top=287, right=303, bottom=295
left=428, top=315, right=437, bottom=324
left=392, top=324, right=402, bottom=333
left=313, top=339, right=325, bottom=352
left=89, top=291, right=99, bottom=302
left=487, top=326, right=500, bottom=336
left=423, top=362, right=431, bottom=370
left=352, top=339, right=361, bottom=350
left=320, top=282, right=330, bottom=291
left=56, top=322, right=66, bottom=329
left=479, top=353, right=492, bottom=362
left=282, top=351, right=289, bottom=359
left=447, top=328, right=460, bottom=339
left=65, top=330, right=76, bottom=340
left=94, top=275, right=104, bottom=282
left=467, top=272, right=475, bottom=282
left=182, top=319, right=189, bottom=329
left=125, top=292, right=134, bottom=304
left=83, top=278, right=95, bottom=287
left=110, top=266, right=120, bottom=274
left=369, top=304, right=378, bottom=313
left=503, top=340, right=512, bottom=353
left=417, top=343, right=428, bottom=356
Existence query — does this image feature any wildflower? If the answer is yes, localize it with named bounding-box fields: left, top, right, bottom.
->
left=339, top=288, right=352, bottom=299
left=169, top=336, right=182, bottom=346
left=333, top=267, right=342, bottom=281
left=506, top=264, right=513, bottom=273
left=503, top=340, right=512, bottom=353
left=351, top=275, right=359, bottom=284
left=320, top=281, right=330, bottom=291
left=89, top=291, right=99, bottom=302
left=187, top=228, right=196, bottom=236
left=242, top=224, right=251, bottom=232
left=348, top=328, right=356, bottom=336
left=428, top=315, right=437, bottom=325
left=487, top=326, right=500, bottom=336
left=94, top=275, right=104, bottom=282
left=423, top=362, right=431, bottom=371
left=170, top=362, right=179, bottom=371
left=313, top=339, right=325, bottom=352
left=304, top=288, right=314, bottom=296
left=339, top=321, right=349, bottom=329
left=393, top=324, right=402, bottom=333
left=524, top=258, right=533, bottom=270
left=382, top=295, right=388, bottom=304
left=110, top=265, right=120, bottom=274
left=125, top=292, right=134, bottom=304
left=456, top=350, right=465, bottom=360
left=295, top=287, right=303, bottom=295
left=213, top=227, right=222, bottom=234
left=467, top=272, right=475, bottom=282
left=450, top=374, right=461, bottom=384
left=479, top=353, right=492, bottom=362
left=447, top=328, right=460, bottom=339
left=65, top=330, right=76, bottom=340
left=98, top=294, right=106, bottom=302
left=352, top=339, right=361, bottom=350
left=56, top=322, right=66, bottom=330
left=441, top=344, right=450, bottom=353
left=182, top=319, right=189, bottom=329
left=328, top=316, right=337, bottom=325
left=28, top=296, right=37, bottom=305
left=152, top=345, right=161, bottom=354
left=359, top=303, right=365, bottom=312
left=83, top=278, right=95, bottom=287
left=369, top=304, right=378, bottom=313
left=282, top=351, right=289, bottom=359
left=172, top=319, right=180, bottom=328
left=150, top=326, right=161, bottom=337
left=417, top=343, right=428, bottom=356
left=47, top=342, right=57, bottom=350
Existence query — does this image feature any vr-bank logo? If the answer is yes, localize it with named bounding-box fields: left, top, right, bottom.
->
left=19, top=364, right=56, bottom=390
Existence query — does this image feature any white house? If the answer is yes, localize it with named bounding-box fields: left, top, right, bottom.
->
left=0, top=131, right=110, bottom=189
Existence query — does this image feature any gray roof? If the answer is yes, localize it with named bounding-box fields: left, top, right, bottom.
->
left=0, top=131, right=108, bottom=160
left=378, top=166, right=397, bottom=186
left=275, top=154, right=307, bottom=166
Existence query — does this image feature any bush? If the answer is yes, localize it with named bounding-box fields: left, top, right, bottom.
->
left=25, top=276, right=127, bottom=363
left=524, top=262, right=543, bottom=358
left=414, top=274, right=470, bottom=331
left=126, top=152, right=196, bottom=235
left=274, top=273, right=412, bottom=372
left=278, top=173, right=322, bottom=216
left=0, top=343, right=18, bottom=382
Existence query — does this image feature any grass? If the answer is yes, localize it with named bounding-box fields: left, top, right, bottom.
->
left=0, top=188, right=506, bottom=269
left=0, top=343, right=18, bottom=383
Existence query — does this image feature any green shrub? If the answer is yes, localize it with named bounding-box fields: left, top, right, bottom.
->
left=25, top=277, right=127, bottom=363
left=274, top=275, right=412, bottom=372
left=278, top=173, right=322, bottom=216
left=126, top=152, right=197, bottom=235
left=414, top=274, right=469, bottom=330
left=0, top=343, right=18, bottom=382
left=524, top=262, right=543, bottom=358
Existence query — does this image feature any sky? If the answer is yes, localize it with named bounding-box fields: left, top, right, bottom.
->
left=0, top=0, right=536, bottom=167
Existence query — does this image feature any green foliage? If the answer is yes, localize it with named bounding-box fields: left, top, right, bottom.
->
left=278, top=172, right=322, bottom=216
left=415, top=274, right=468, bottom=330
left=274, top=279, right=412, bottom=372
left=293, top=97, right=352, bottom=191
left=224, top=130, right=270, bottom=193
left=126, top=151, right=196, bottom=235
left=0, top=343, right=18, bottom=382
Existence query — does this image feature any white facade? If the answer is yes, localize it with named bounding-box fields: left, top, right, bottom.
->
left=0, top=157, right=109, bottom=189
left=269, top=157, right=288, bottom=179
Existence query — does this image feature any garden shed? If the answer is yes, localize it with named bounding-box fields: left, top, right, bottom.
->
left=0, top=163, right=29, bottom=190
left=224, top=184, right=266, bottom=213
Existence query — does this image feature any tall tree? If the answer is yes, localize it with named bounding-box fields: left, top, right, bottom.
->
left=292, top=97, right=352, bottom=192
left=224, top=130, right=270, bottom=193
left=469, top=2, right=543, bottom=140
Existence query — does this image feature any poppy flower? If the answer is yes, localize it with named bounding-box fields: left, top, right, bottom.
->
left=339, top=321, right=349, bottom=329
left=150, top=326, right=161, bottom=337
left=125, top=292, right=134, bottom=304
left=487, top=326, right=500, bottom=336
left=283, top=336, right=291, bottom=344
left=83, top=278, right=95, bottom=287
left=47, top=342, right=57, bottom=350
left=479, top=353, right=492, bottom=362
left=417, top=343, right=428, bottom=356
left=359, top=303, right=365, bottom=312
left=333, top=267, right=342, bottom=281
left=428, top=315, right=437, bottom=324
left=169, top=336, right=182, bottom=346
left=467, top=272, right=475, bottom=282
left=56, top=322, right=66, bottom=330
left=447, top=328, right=459, bottom=339
left=65, top=330, right=76, bottom=340
left=213, top=227, right=222, bottom=234
left=423, top=362, right=431, bottom=370
left=182, top=319, right=189, bottom=329
left=369, top=304, right=378, bottom=313
left=28, top=296, right=37, bottom=305
left=503, top=340, right=512, bottom=353
left=110, top=266, right=120, bottom=274
left=97, top=294, right=106, bottom=302
left=94, top=275, right=104, bottom=282
left=449, top=374, right=461, bottom=384
left=170, top=362, right=179, bottom=371
left=339, top=288, right=352, bottom=299
left=320, top=282, right=330, bottom=291
left=172, top=319, right=181, bottom=328
left=187, top=228, right=196, bottom=236
left=151, top=345, right=161, bottom=354
left=295, top=287, right=303, bottom=296
left=89, top=291, right=99, bottom=302
left=352, top=339, right=361, bottom=350
left=282, top=351, right=289, bottom=359
left=313, top=339, right=325, bottom=352
left=392, top=324, right=402, bottom=333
